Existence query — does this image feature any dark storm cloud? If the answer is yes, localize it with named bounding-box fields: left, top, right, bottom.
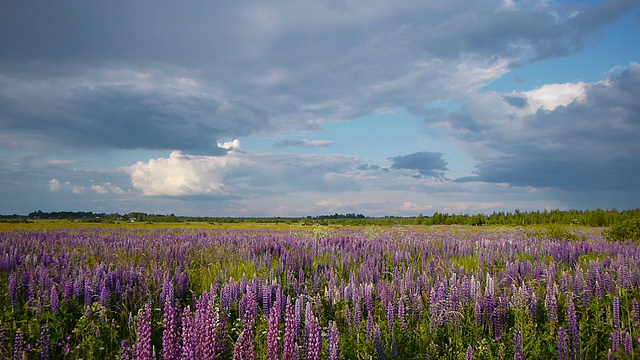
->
left=453, top=65, right=640, bottom=192
left=1, top=0, right=637, bottom=155
left=390, top=151, right=448, bottom=178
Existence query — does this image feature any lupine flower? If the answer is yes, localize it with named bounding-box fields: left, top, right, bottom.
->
left=633, top=298, right=640, bottom=324
left=233, top=289, right=257, bottom=360
left=327, top=321, right=339, bottom=360
left=162, top=288, right=181, bottom=360
left=613, top=296, right=620, bottom=329
left=267, top=303, right=280, bottom=360
left=624, top=330, right=632, bottom=356
left=40, top=325, right=52, bottom=360
left=567, top=297, right=580, bottom=360
left=610, top=330, right=620, bottom=355
left=282, top=296, right=298, bottom=360
left=135, top=301, right=153, bottom=360
left=466, top=345, right=473, bottom=360
left=558, top=327, right=568, bottom=360
left=305, top=308, right=321, bottom=360
left=50, top=286, right=59, bottom=314
left=119, top=340, right=132, bottom=360
left=374, top=323, right=385, bottom=360
left=181, top=306, right=196, bottom=360
left=13, top=329, right=25, bottom=360
left=514, top=328, right=524, bottom=360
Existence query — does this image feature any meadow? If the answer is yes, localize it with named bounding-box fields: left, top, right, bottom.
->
left=1, top=223, right=638, bottom=359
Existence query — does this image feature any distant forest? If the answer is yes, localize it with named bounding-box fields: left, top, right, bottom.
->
left=0, top=208, right=638, bottom=227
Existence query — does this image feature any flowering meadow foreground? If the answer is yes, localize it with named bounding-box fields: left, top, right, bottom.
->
left=1, top=225, right=640, bottom=359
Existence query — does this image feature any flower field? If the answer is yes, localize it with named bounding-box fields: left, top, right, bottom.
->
left=1, top=225, right=639, bottom=359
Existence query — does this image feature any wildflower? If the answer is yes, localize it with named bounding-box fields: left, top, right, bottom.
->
left=40, top=326, right=52, bottom=360
left=327, top=321, right=339, bottom=360
left=135, top=301, right=153, bottom=360
left=558, top=327, right=568, bottom=360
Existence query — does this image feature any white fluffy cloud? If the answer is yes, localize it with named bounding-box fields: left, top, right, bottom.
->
left=130, top=151, right=240, bottom=196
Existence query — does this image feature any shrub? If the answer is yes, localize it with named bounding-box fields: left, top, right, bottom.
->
left=604, top=217, right=640, bottom=241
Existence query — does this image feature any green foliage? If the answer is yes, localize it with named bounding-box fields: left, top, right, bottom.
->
left=604, top=217, right=640, bottom=241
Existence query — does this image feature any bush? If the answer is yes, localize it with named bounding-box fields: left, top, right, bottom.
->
left=604, top=217, right=640, bottom=241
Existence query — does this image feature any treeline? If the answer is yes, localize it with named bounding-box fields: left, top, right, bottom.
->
left=26, top=210, right=179, bottom=223
left=7, top=208, right=640, bottom=227
left=418, top=208, right=640, bottom=227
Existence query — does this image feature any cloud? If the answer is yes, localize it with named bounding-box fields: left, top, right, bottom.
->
left=390, top=151, right=448, bottom=178
left=448, top=64, right=640, bottom=191
left=129, top=151, right=238, bottom=196
left=92, top=183, right=126, bottom=195
left=1, top=1, right=636, bottom=156
left=274, top=139, right=336, bottom=148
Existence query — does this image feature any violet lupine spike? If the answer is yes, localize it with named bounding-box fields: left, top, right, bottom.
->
left=514, top=328, right=524, bottom=360
left=267, top=303, right=280, bottom=360
left=50, top=286, right=59, bottom=314
left=327, top=320, right=339, bottom=360
left=162, top=287, right=181, bottom=360
left=558, top=327, right=568, bottom=360
left=567, top=296, right=580, bottom=360
left=633, top=298, right=640, bottom=324
left=466, top=345, right=473, bottom=360
left=623, top=330, right=632, bottom=356
left=120, top=340, right=132, bottom=360
left=233, top=289, right=257, bottom=360
left=613, top=296, right=620, bottom=329
left=13, top=329, right=25, bottom=360
left=181, top=306, right=196, bottom=360
left=305, top=310, right=321, bottom=360
left=135, top=301, right=153, bottom=360
left=374, top=323, right=385, bottom=360
left=282, top=296, right=297, bottom=360
left=40, top=325, right=52, bottom=360
left=610, top=329, right=620, bottom=355
left=546, top=285, right=558, bottom=323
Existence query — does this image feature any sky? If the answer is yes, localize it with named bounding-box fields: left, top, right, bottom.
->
left=1, top=0, right=639, bottom=217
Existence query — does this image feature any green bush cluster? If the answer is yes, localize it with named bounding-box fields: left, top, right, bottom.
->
left=605, top=218, right=640, bottom=242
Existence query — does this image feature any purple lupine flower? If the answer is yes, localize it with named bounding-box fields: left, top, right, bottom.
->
left=8, top=273, right=18, bottom=307
left=633, top=298, right=640, bottom=324
left=567, top=297, right=580, bottom=360
left=283, top=296, right=297, bottom=360
left=610, top=330, right=620, bottom=355
left=99, top=283, right=109, bottom=308
left=353, top=297, right=362, bottom=330
left=196, top=291, right=218, bottom=359
left=119, top=340, right=132, bottom=360
left=39, top=325, right=52, bottom=360
left=305, top=308, right=321, bottom=360
left=233, top=289, right=257, bottom=360
left=558, top=327, right=568, bottom=360
left=135, top=301, right=153, bottom=360
left=374, top=323, right=385, bottom=360
left=546, top=285, right=557, bottom=323
left=386, top=299, right=395, bottom=333
left=13, top=329, right=25, bottom=360
left=613, top=296, right=620, bottom=329
left=267, top=303, right=280, bottom=360
left=397, top=299, right=407, bottom=332
left=466, top=345, right=473, bottom=360
left=327, top=321, right=339, bottom=360
left=162, top=288, right=181, bottom=360
left=514, top=328, right=524, bottom=360
left=366, top=314, right=374, bottom=340
left=50, top=286, right=59, bottom=314
left=181, top=306, right=196, bottom=360
left=624, top=330, right=632, bottom=356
